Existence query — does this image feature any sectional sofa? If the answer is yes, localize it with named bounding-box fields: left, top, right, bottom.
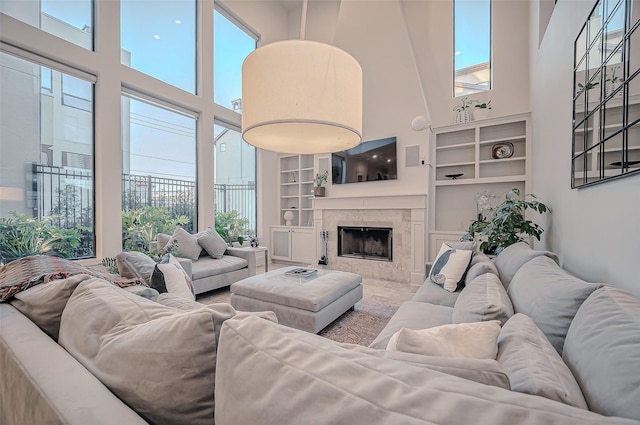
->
left=0, top=245, right=639, bottom=424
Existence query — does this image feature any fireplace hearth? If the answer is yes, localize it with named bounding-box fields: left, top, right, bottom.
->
left=338, top=226, right=392, bottom=262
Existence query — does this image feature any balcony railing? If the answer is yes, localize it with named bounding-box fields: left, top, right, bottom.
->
left=32, top=163, right=256, bottom=236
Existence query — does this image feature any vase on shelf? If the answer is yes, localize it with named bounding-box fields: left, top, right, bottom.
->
left=283, top=210, right=295, bottom=226
left=474, top=108, right=490, bottom=120
left=455, top=110, right=473, bottom=123
left=314, top=186, right=326, bottom=197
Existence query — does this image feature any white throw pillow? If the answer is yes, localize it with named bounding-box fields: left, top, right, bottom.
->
left=386, top=321, right=501, bottom=359
left=430, top=243, right=473, bottom=292
left=156, top=263, right=195, bottom=301
left=150, top=255, right=194, bottom=301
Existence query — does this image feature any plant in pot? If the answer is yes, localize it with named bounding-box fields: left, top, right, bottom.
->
left=460, top=188, right=550, bottom=255
left=314, top=171, right=328, bottom=197
left=453, top=96, right=478, bottom=123
left=474, top=100, right=492, bottom=120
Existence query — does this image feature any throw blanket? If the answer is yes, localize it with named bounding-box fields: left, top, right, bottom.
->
left=0, top=255, right=146, bottom=302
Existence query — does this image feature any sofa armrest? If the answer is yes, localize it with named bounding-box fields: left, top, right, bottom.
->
left=176, top=257, right=193, bottom=278
left=224, top=247, right=256, bottom=277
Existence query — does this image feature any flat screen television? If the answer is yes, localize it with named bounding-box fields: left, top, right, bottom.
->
left=331, top=137, right=398, bottom=184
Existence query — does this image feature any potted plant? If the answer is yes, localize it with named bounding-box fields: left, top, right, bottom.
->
left=474, top=100, right=492, bottom=120
left=453, top=96, right=478, bottom=123
left=460, top=188, right=550, bottom=255
left=314, top=171, right=329, bottom=197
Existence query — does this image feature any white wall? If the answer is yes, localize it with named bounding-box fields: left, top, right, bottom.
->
left=403, top=0, right=530, bottom=129
left=529, top=0, right=640, bottom=297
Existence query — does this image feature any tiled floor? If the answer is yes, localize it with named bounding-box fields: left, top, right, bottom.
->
left=197, top=261, right=421, bottom=307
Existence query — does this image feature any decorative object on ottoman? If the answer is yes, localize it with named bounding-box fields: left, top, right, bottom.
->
left=230, top=267, right=363, bottom=333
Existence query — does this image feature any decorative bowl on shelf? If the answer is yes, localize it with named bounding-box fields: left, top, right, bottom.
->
left=445, top=173, right=464, bottom=180
left=492, top=142, right=514, bottom=159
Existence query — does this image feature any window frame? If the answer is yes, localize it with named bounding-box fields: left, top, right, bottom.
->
left=452, top=0, right=493, bottom=97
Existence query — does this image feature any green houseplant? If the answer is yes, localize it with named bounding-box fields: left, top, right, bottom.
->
left=461, top=188, right=550, bottom=255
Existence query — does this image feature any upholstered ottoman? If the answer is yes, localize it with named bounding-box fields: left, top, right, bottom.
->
left=230, top=267, right=363, bottom=333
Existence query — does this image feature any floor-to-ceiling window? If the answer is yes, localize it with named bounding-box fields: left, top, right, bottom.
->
left=0, top=51, right=95, bottom=262
left=0, top=0, right=262, bottom=261
left=212, top=4, right=258, bottom=242
left=121, top=93, right=197, bottom=251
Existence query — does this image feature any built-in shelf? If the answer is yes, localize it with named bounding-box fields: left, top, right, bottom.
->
left=430, top=113, right=531, bottom=246
left=279, top=154, right=315, bottom=227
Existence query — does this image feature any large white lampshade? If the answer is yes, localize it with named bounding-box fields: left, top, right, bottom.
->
left=242, top=40, right=363, bottom=154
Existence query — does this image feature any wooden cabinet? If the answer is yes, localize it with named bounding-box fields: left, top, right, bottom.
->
left=271, top=226, right=315, bottom=264
left=279, top=154, right=314, bottom=227
left=429, top=114, right=531, bottom=261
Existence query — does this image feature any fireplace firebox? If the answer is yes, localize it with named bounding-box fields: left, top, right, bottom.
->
left=337, top=226, right=392, bottom=262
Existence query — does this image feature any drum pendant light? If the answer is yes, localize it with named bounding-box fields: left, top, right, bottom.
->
left=241, top=0, right=363, bottom=154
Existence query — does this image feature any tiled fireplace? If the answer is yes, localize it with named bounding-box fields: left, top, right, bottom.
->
left=312, top=195, right=427, bottom=283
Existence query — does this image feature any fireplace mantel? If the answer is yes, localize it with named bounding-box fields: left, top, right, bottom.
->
left=312, top=194, right=427, bottom=210
left=312, top=194, right=428, bottom=284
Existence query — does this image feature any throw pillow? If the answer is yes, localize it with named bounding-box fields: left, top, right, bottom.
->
left=166, top=226, right=202, bottom=261
left=452, top=272, right=514, bottom=326
left=115, top=251, right=156, bottom=284
left=197, top=227, right=228, bottom=259
left=149, top=255, right=194, bottom=301
left=386, top=321, right=501, bottom=359
left=59, top=279, right=238, bottom=425
left=9, top=274, right=95, bottom=340
left=497, top=313, right=588, bottom=409
left=508, top=256, right=601, bottom=355
left=429, top=243, right=473, bottom=292
left=156, top=233, right=172, bottom=250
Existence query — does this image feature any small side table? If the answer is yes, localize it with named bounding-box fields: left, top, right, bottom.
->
left=239, top=246, right=269, bottom=272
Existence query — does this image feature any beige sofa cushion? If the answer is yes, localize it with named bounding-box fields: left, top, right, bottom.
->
left=191, top=256, right=248, bottom=280
left=59, top=279, right=237, bottom=425
left=508, top=256, right=601, bottom=355
left=10, top=274, right=94, bottom=340
left=563, top=285, right=640, bottom=421
left=498, top=313, right=588, bottom=409
left=453, top=272, right=514, bottom=326
left=215, top=314, right=633, bottom=425
left=369, top=301, right=453, bottom=349
left=494, top=242, right=559, bottom=288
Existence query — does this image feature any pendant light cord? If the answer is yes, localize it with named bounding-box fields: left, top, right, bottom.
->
left=300, top=0, right=308, bottom=40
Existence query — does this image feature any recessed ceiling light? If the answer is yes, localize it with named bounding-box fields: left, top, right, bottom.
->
left=387, top=159, right=391, bottom=163
left=175, top=20, right=182, bottom=24
left=154, top=34, right=160, bottom=40
left=372, top=155, right=378, bottom=159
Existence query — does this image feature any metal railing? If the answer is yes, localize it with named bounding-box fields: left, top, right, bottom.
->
left=214, top=182, right=256, bottom=234
left=32, top=163, right=257, bottom=237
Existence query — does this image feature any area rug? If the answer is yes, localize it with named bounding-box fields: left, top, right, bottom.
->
left=197, top=289, right=398, bottom=347
left=318, top=298, right=398, bottom=346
